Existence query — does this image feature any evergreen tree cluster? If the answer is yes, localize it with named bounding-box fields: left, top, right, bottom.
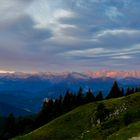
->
left=0, top=114, right=34, bottom=140
left=106, top=81, right=140, bottom=99
left=35, top=88, right=103, bottom=127
left=36, top=81, right=140, bottom=128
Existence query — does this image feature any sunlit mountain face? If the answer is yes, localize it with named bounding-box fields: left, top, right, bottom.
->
left=0, top=0, right=140, bottom=72
left=0, top=70, right=140, bottom=78
left=0, top=70, right=15, bottom=74
left=84, top=70, right=140, bottom=78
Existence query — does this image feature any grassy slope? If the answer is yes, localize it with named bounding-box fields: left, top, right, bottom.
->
left=13, top=93, right=140, bottom=140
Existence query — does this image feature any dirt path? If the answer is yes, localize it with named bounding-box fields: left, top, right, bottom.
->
left=129, top=137, right=140, bottom=140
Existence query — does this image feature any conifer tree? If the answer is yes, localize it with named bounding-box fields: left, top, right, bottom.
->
left=77, top=87, right=84, bottom=105
left=126, top=87, right=134, bottom=96
left=106, top=81, right=121, bottom=99
left=95, top=91, right=103, bottom=101
left=130, top=88, right=134, bottom=94
left=126, top=87, right=131, bottom=96
left=85, top=88, right=95, bottom=103
left=135, top=87, right=139, bottom=93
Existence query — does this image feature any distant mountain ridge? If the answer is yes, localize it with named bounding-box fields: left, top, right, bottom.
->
left=84, top=70, right=140, bottom=78
left=1, top=70, right=140, bottom=79
left=0, top=70, right=140, bottom=81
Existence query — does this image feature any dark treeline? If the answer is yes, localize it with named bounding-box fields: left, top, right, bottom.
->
left=35, top=87, right=103, bottom=127
left=0, top=81, right=140, bottom=139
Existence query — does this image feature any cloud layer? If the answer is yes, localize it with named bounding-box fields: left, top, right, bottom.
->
left=0, top=0, right=140, bottom=72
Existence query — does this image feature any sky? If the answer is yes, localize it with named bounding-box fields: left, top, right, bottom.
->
left=0, top=0, right=140, bottom=72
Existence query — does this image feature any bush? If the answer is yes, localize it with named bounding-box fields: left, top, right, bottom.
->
left=124, top=109, right=140, bottom=125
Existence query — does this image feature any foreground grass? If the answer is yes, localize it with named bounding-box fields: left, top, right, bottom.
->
left=13, top=93, right=140, bottom=140
left=108, top=121, right=140, bottom=140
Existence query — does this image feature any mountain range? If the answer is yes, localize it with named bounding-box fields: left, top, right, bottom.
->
left=1, top=70, right=140, bottom=78
left=0, top=70, right=140, bottom=116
